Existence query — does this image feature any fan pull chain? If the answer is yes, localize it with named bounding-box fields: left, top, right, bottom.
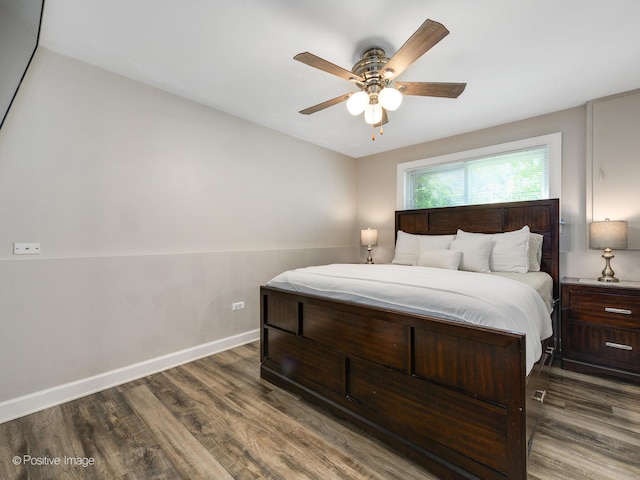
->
left=371, top=124, right=384, bottom=141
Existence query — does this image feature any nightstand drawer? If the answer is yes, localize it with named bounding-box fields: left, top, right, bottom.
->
left=569, top=291, right=640, bottom=328
left=568, top=323, right=639, bottom=369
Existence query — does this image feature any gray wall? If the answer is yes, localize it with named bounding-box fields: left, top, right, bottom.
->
left=0, top=48, right=358, bottom=419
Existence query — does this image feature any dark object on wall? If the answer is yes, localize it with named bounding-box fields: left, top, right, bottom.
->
left=0, top=0, right=45, bottom=130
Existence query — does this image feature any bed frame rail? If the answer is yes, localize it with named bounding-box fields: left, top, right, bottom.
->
left=260, top=286, right=527, bottom=480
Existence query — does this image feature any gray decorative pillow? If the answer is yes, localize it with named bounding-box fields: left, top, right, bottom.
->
left=528, top=233, right=544, bottom=272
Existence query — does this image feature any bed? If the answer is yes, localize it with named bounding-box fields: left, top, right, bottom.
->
left=260, top=199, right=559, bottom=480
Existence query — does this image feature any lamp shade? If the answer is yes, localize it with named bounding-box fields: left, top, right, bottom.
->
left=360, top=228, right=378, bottom=246
left=589, top=219, right=628, bottom=250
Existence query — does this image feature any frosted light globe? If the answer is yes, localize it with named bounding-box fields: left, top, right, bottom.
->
left=346, top=91, right=369, bottom=115
left=364, top=104, right=383, bottom=125
left=378, top=87, right=403, bottom=111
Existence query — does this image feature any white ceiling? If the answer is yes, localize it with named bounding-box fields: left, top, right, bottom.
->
left=38, top=0, right=640, bottom=158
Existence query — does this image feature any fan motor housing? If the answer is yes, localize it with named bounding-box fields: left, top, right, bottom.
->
left=352, top=47, right=391, bottom=94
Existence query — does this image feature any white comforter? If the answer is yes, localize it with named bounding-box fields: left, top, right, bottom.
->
left=267, top=264, right=553, bottom=375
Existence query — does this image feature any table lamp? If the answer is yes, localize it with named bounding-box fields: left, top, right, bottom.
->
left=589, top=218, right=628, bottom=282
left=361, top=228, right=378, bottom=264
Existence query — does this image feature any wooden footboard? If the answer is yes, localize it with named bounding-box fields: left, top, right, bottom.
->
left=260, top=286, right=528, bottom=480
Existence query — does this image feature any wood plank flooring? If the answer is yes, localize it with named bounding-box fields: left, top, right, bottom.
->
left=1, top=341, right=639, bottom=479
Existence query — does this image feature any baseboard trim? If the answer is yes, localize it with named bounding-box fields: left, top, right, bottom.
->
left=0, top=329, right=259, bottom=424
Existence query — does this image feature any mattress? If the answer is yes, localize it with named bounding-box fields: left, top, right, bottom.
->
left=267, top=264, right=553, bottom=375
left=489, top=271, right=554, bottom=314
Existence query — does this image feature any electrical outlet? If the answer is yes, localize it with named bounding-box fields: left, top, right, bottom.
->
left=231, top=301, right=245, bottom=311
left=13, top=243, right=41, bottom=255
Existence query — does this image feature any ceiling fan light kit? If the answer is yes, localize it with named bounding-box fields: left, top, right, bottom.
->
left=294, top=19, right=467, bottom=139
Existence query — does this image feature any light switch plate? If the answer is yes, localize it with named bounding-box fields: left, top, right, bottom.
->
left=13, top=243, right=41, bottom=255
left=232, top=301, right=245, bottom=311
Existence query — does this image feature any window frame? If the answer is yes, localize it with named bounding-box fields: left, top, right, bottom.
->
left=396, top=132, right=562, bottom=209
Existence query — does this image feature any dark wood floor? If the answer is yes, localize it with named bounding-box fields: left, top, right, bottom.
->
left=1, top=341, right=639, bottom=479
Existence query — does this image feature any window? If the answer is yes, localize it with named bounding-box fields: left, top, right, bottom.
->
left=397, top=133, right=561, bottom=209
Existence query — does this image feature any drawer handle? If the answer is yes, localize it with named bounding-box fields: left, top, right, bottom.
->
left=605, top=341, right=633, bottom=351
left=604, top=307, right=632, bottom=315
left=531, top=389, right=546, bottom=403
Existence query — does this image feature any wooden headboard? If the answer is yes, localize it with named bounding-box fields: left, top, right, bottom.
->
left=395, top=198, right=560, bottom=299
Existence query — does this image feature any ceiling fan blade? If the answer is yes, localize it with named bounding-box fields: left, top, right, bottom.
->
left=299, top=93, right=352, bottom=115
left=383, top=19, right=450, bottom=79
left=396, top=82, right=466, bottom=98
left=294, top=52, right=365, bottom=83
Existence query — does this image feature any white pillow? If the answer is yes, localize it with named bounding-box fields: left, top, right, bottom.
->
left=393, top=232, right=455, bottom=266
left=528, top=232, right=543, bottom=272
left=392, top=230, right=420, bottom=265
left=456, top=226, right=530, bottom=273
left=450, top=236, right=492, bottom=273
left=418, top=235, right=456, bottom=251
left=417, top=234, right=455, bottom=255
left=416, top=249, right=462, bottom=270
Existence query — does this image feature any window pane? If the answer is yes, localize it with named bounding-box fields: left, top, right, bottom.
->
left=407, top=146, right=549, bottom=209
left=411, top=166, right=465, bottom=208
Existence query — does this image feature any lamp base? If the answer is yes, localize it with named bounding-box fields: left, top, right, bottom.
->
left=598, top=275, right=619, bottom=283
left=598, top=248, right=619, bottom=282
left=366, top=246, right=374, bottom=264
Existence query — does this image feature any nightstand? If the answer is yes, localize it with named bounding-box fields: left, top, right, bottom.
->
left=561, top=277, right=640, bottom=383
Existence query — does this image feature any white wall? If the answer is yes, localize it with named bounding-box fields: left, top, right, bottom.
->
left=0, top=48, right=358, bottom=420
left=357, top=106, right=640, bottom=282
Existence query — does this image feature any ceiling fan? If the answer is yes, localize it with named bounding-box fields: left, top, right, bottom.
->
left=294, top=19, right=466, bottom=138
